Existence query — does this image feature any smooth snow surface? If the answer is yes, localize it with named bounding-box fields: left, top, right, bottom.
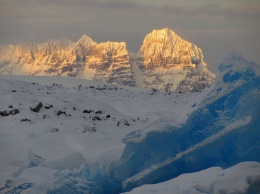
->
left=0, top=52, right=259, bottom=194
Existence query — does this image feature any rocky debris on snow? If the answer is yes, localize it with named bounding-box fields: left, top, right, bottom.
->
left=92, top=115, right=101, bottom=121
left=0, top=109, right=20, bottom=117
left=30, top=102, right=43, bottom=113
left=21, top=118, right=31, bottom=122
left=150, top=88, right=158, bottom=95
left=0, top=111, right=9, bottom=117
left=52, top=83, right=63, bottom=88
left=83, top=109, right=93, bottom=114
left=124, top=120, right=130, bottom=126
left=76, top=125, right=97, bottom=133
left=45, top=105, right=53, bottom=109
left=82, top=108, right=112, bottom=122
left=42, top=114, right=50, bottom=119
left=84, top=127, right=96, bottom=133
left=9, top=109, right=19, bottom=115
left=50, top=128, right=59, bottom=133
left=117, top=119, right=130, bottom=127
left=96, top=85, right=108, bottom=91
left=95, top=110, right=104, bottom=114
left=57, top=111, right=67, bottom=116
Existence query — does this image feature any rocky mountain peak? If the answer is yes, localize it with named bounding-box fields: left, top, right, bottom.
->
left=134, top=28, right=215, bottom=92
left=98, top=41, right=128, bottom=57
left=140, top=28, right=205, bottom=69
left=142, top=28, right=177, bottom=44
left=75, top=34, right=96, bottom=49
left=0, top=28, right=215, bottom=92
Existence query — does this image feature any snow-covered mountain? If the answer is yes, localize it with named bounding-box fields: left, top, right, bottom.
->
left=0, top=28, right=214, bottom=92
left=136, top=28, right=215, bottom=92
left=0, top=35, right=134, bottom=86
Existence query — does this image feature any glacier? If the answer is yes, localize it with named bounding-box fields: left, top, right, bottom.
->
left=3, top=52, right=260, bottom=193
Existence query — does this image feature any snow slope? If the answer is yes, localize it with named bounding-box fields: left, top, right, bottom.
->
left=0, top=52, right=259, bottom=194
left=0, top=72, right=197, bottom=192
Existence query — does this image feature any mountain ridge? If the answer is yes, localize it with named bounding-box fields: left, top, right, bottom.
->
left=0, top=28, right=215, bottom=92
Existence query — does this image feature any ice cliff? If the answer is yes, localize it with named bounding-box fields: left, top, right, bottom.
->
left=3, top=52, right=260, bottom=194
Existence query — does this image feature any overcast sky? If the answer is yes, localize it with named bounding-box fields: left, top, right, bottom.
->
left=0, top=0, right=259, bottom=72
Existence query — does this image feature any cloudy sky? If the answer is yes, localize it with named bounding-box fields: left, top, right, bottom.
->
left=0, top=0, right=259, bottom=72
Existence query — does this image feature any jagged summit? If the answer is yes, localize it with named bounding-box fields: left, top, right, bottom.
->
left=134, top=28, right=214, bottom=92
left=140, top=28, right=205, bottom=69
left=140, top=28, right=177, bottom=46
left=0, top=28, right=215, bottom=92
left=76, top=34, right=96, bottom=46
left=79, top=34, right=95, bottom=42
